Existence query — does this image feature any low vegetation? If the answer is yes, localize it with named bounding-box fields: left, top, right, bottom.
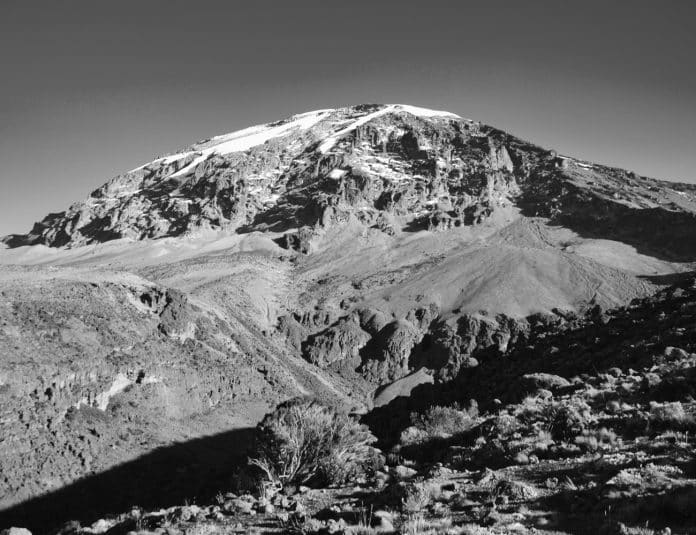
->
left=410, top=402, right=478, bottom=438
left=649, top=401, right=696, bottom=431
left=249, top=398, right=380, bottom=493
left=33, top=296, right=696, bottom=535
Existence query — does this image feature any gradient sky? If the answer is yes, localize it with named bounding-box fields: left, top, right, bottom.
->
left=1, top=0, right=694, bottom=237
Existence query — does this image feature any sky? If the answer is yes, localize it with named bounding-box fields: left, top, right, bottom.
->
left=0, top=0, right=694, bottom=237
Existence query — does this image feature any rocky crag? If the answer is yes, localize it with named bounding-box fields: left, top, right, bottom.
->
left=5, top=104, right=696, bottom=254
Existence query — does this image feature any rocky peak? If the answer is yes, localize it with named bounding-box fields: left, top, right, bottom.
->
left=3, top=104, right=696, bottom=251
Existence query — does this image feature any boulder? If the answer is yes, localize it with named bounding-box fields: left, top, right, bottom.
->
left=361, top=319, right=422, bottom=382
left=282, top=226, right=315, bottom=254
left=393, top=465, right=418, bottom=479
left=373, top=510, right=395, bottom=531
left=358, top=308, right=390, bottom=336
left=521, top=373, right=571, bottom=392
left=302, top=316, right=370, bottom=368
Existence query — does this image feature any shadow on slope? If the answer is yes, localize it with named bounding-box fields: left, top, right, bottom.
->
left=638, top=270, right=696, bottom=286
left=519, top=184, right=696, bottom=262
left=532, top=479, right=696, bottom=534
left=364, top=277, right=696, bottom=447
left=0, top=427, right=254, bottom=534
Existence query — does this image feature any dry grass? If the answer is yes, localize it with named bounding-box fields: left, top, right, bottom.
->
left=402, top=514, right=453, bottom=535
left=574, top=427, right=617, bottom=452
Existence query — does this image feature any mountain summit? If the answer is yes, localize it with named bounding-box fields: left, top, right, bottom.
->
left=6, top=103, right=696, bottom=255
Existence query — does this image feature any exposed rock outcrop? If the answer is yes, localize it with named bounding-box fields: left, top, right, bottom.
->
left=7, top=104, right=694, bottom=253
left=302, top=316, right=370, bottom=368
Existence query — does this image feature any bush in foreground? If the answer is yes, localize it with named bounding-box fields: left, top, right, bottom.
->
left=250, top=398, right=380, bottom=493
left=649, top=401, right=696, bottom=431
left=412, top=401, right=478, bottom=437
left=543, top=399, right=593, bottom=441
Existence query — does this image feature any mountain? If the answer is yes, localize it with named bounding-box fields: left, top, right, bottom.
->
left=5, top=104, right=696, bottom=256
left=1, top=104, right=695, bottom=527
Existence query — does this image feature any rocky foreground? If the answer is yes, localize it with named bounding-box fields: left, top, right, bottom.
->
left=3, top=276, right=695, bottom=535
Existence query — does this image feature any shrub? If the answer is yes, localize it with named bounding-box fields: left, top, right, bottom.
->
left=543, top=400, right=592, bottom=441
left=410, top=401, right=478, bottom=438
left=399, top=425, right=429, bottom=446
left=532, top=429, right=554, bottom=451
left=649, top=401, right=696, bottom=431
left=492, top=479, right=539, bottom=502
left=574, top=427, right=617, bottom=452
left=250, top=398, right=379, bottom=492
left=401, top=482, right=434, bottom=513
left=490, top=412, right=521, bottom=436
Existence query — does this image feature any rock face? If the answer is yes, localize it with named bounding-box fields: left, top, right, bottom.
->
left=302, top=316, right=370, bottom=368
left=1, top=103, right=695, bottom=525
left=360, top=319, right=424, bottom=382
left=6, top=104, right=695, bottom=253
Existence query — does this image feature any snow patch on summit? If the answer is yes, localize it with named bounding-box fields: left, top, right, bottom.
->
left=204, top=109, right=333, bottom=154
left=391, top=104, right=461, bottom=119
left=318, top=104, right=461, bottom=154
left=129, top=105, right=459, bottom=174
left=131, top=109, right=334, bottom=176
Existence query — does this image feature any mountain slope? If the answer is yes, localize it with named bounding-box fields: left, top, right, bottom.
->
left=1, top=103, right=695, bottom=520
